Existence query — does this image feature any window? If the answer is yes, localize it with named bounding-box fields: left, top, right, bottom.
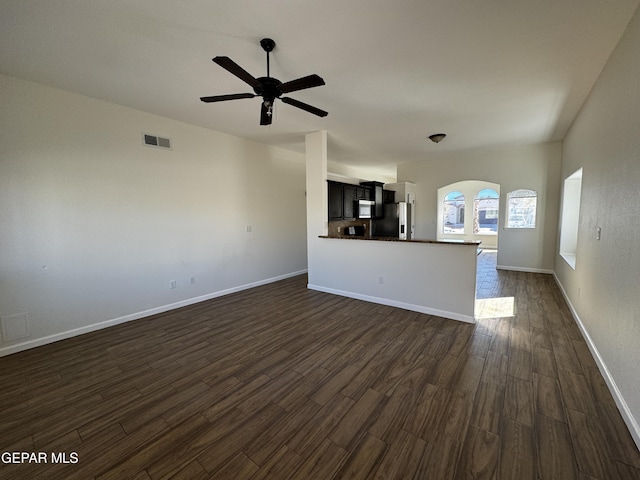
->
left=473, top=189, right=499, bottom=234
left=443, top=191, right=465, bottom=234
left=506, top=189, right=537, bottom=229
left=559, top=169, right=583, bottom=269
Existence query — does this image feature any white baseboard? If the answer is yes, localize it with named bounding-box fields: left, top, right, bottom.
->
left=0, top=270, right=307, bottom=358
left=496, top=265, right=554, bottom=274
left=553, top=273, right=640, bottom=451
left=306, top=284, right=475, bottom=324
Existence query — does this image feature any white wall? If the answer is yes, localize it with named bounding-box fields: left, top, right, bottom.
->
left=397, top=142, right=562, bottom=272
left=0, top=75, right=307, bottom=355
left=555, top=8, right=640, bottom=447
left=309, top=238, right=478, bottom=323
left=305, top=130, right=329, bottom=284
left=327, top=160, right=396, bottom=184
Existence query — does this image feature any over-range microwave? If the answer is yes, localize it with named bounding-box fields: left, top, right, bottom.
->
left=356, top=200, right=375, bottom=219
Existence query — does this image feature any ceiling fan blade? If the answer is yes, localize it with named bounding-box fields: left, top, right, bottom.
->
left=280, top=74, right=325, bottom=94
left=200, top=93, right=256, bottom=103
left=281, top=96, right=328, bottom=117
left=213, top=56, right=261, bottom=89
left=260, top=102, right=273, bottom=125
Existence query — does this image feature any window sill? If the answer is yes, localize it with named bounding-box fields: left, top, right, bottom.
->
left=560, top=252, right=576, bottom=270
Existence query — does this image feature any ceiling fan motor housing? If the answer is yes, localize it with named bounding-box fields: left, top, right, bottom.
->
left=254, top=76, right=282, bottom=101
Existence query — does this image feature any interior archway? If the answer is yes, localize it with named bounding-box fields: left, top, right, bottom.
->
left=437, top=180, right=501, bottom=249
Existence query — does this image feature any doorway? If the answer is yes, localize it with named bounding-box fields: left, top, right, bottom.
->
left=437, top=180, right=500, bottom=249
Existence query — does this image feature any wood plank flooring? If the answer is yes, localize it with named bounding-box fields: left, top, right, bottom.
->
left=1, top=251, right=639, bottom=479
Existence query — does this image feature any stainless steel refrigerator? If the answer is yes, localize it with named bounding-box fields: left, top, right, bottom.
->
left=372, top=202, right=412, bottom=239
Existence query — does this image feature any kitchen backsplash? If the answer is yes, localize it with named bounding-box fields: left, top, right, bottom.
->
left=328, top=219, right=371, bottom=237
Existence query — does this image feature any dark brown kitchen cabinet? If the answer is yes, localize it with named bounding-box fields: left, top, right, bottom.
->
left=383, top=189, right=396, bottom=204
left=328, top=181, right=344, bottom=220
left=360, top=181, right=384, bottom=218
left=356, top=187, right=370, bottom=200
left=342, top=185, right=357, bottom=219
left=328, top=181, right=371, bottom=220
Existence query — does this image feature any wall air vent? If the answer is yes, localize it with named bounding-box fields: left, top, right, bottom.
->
left=143, top=133, right=172, bottom=150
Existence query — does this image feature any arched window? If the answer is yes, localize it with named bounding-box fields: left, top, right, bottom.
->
left=473, top=189, right=499, bottom=234
left=443, top=191, right=465, bottom=234
left=506, top=189, right=537, bottom=228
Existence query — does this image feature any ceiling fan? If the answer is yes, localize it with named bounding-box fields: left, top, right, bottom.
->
left=200, top=38, right=328, bottom=126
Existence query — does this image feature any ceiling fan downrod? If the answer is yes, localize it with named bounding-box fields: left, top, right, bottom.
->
left=260, top=38, right=276, bottom=78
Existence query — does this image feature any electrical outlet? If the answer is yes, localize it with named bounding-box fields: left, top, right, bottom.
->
left=596, top=226, right=601, bottom=240
left=190, top=277, right=196, bottom=285
left=378, top=276, right=384, bottom=284
left=245, top=225, right=252, bottom=233
left=170, top=280, right=177, bottom=289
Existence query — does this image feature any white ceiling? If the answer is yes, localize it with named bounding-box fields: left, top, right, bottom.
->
left=1, top=0, right=638, bottom=177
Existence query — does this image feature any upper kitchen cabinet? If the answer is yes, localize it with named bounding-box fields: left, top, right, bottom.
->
left=343, top=184, right=357, bottom=219
left=356, top=186, right=370, bottom=200
left=328, top=181, right=371, bottom=220
left=383, top=190, right=396, bottom=204
left=328, top=181, right=344, bottom=220
left=360, top=181, right=384, bottom=218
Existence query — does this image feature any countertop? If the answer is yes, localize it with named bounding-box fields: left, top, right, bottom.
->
left=319, top=235, right=481, bottom=246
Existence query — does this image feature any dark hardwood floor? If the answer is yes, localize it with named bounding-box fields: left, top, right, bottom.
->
left=1, top=251, right=639, bottom=479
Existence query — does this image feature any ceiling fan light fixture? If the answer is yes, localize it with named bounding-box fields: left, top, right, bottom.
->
left=428, top=133, right=446, bottom=143
left=263, top=98, right=273, bottom=117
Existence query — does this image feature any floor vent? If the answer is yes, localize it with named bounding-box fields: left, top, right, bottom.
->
left=143, top=133, right=172, bottom=150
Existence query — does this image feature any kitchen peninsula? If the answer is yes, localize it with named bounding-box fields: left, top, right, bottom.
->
left=305, top=130, right=478, bottom=324
left=319, top=235, right=480, bottom=246
left=310, top=235, right=480, bottom=323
